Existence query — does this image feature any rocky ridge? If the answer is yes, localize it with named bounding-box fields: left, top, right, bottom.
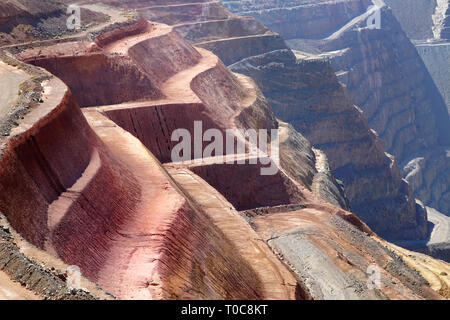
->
left=121, top=0, right=433, bottom=239
left=0, top=0, right=109, bottom=47
left=0, top=4, right=447, bottom=298
left=221, top=0, right=450, bottom=218
left=381, top=0, right=450, bottom=214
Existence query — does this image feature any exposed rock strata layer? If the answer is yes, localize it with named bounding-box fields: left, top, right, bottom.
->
left=127, top=0, right=433, bottom=239
left=0, top=22, right=300, bottom=299
left=385, top=0, right=450, bottom=115
left=383, top=1, right=450, bottom=216
left=224, top=0, right=373, bottom=39
left=415, top=42, right=450, bottom=117
left=236, top=50, right=430, bottom=239
left=222, top=0, right=450, bottom=218
left=0, top=216, right=111, bottom=300
left=0, top=15, right=446, bottom=299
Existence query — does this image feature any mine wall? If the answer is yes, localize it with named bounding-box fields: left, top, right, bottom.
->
left=223, top=0, right=373, bottom=40
left=208, top=0, right=449, bottom=228
left=384, top=0, right=450, bottom=217
left=0, top=63, right=277, bottom=300
left=30, top=54, right=163, bottom=107
left=225, top=0, right=450, bottom=215
left=120, top=0, right=432, bottom=239
left=0, top=20, right=302, bottom=299
left=0, top=5, right=449, bottom=300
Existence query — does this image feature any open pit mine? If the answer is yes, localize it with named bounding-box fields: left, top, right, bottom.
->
left=0, top=0, right=448, bottom=301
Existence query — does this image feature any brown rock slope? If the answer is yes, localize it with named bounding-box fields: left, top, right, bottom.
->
left=0, top=0, right=62, bottom=24
left=385, top=0, right=450, bottom=214
left=222, top=0, right=450, bottom=217
left=103, top=0, right=432, bottom=240
left=0, top=16, right=447, bottom=299
left=0, top=0, right=109, bottom=47
left=63, top=1, right=349, bottom=208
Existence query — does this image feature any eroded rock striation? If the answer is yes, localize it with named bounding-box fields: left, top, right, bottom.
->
left=1, top=20, right=304, bottom=299
left=220, top=0, right=450, bottom=219
left=384, top=0, right=438, bottom=40
left=415, top=43, right=450, bottom=117
left=126, top=0, right=432, bottom=239
left=0, top=1, right=448, bottom=300
left=386, top=1, right=450, bottom=113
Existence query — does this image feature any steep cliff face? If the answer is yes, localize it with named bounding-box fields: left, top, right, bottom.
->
left=78, top=1, right=350, bottom=208
left=2, top=17, right=352, bottom=299
left=223, top=0, right=450, bottom=217
left=230, top=49, right=427, bottom=240
left=0, top=22, right=302, bottom=299
left=122, top=0, right=431, bottom=239
left=320, top=9, right=450, bottom=156
left=415, top=43, right=450, bottom=117
left=138, top=2, right=288, bottom=65
left=224, top=0, right=373, bottom=39
left=0, top=0, right=109, bottom=46
left=383, top=0, right=437, bottom=40
left=386, top=0, right=450, bottom=114
left=112, top=0, right=428, bottom=239
left=0, top=12, right=447, bottom=299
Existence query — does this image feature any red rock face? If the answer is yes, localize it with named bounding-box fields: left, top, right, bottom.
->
left=104, top=103, right=217, bottom=163
left=0, top=20, right=301, bottom=300
left=0, top=2, right=27, bottom=24
left=0, top=76, right=286, bottom=299
left=0, top=84, right=94, bottom=248
left=190, top=162, right=306, bottom=210
left=0, top=12, right=446, bottom=300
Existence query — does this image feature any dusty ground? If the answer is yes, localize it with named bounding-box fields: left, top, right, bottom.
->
left=382, top=240, right=450, bottom=298
left=0, top=271, right=40, bottom=300
left=0, top=61, right=28, bottom=117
